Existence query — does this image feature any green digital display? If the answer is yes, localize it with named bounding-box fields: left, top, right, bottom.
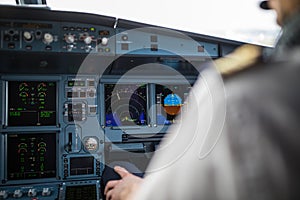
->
left=7, top=133, right=56, bottom=180
left=8, top=81, right=57, bottom=126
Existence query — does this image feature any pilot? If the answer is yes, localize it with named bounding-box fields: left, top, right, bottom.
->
left=104, top=0, right=300, bottom=199
left=260, top=0, right=300, bottom=59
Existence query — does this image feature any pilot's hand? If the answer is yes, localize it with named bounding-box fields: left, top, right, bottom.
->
left=104, top=166, right=143, bottom=200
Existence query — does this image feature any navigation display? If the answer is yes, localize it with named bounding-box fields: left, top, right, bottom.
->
left=105, top=84, right=147, bottom=126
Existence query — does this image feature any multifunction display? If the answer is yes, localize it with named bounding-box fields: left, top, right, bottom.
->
left=70, top=157, right=94, bottom=176
left=7, top=81, right=57, bottom=126
left=7, top=133, right=56, bottom=180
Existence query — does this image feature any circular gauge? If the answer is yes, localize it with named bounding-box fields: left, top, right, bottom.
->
left=105, top=84, right=147, bottom=126
left=19, top=91, right=29, bottom=98
left=38, top=147, right=47, bottom=153
left=37, top=82, right=47, bottom=92
left=38, top=92, right=46, bottom=98
left=84, top=137, right=99, bottom=152
left=38, top=142, right=46, bottom=148
left=19, top=82, right=29, bottom=92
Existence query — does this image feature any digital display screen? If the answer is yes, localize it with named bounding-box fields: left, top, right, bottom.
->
left=156, top=84, right=191, bottom=125
left=7, top=133, right=56, bottom=180
left=7, top=81, right=57, bottom=126
left=70, top=157, right=94, bottom=176
left=66, top=185, right=97, bottom=200
left=105, top=84, right=147, bottom=126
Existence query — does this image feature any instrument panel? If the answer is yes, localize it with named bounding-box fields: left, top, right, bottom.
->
left=0, top=5, right=243, bottom=200
left=0, top=75, right=196, bottom=199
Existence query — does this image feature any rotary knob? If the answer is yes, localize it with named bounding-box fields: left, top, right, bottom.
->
left=65, top=34, right=75, bottom=44
left=23, top=31, right=33, bottom=42
left=84, top=36, right=92, bottom=44
left=101, top=37, right=108, bottom=46
left=43, top=33, right=54, bottom=44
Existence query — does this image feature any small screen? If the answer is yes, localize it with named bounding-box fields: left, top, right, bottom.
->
left=7, top=133, right=56, bottom=180
left=105, top=84, right=147, bottom=126
left=7, top=81, right=57, bottom=126
left=156, top=84, right=191, bottom=125
left=70, top=157, right=94, bottom=176
left=66, top=185, right=97, bottom=200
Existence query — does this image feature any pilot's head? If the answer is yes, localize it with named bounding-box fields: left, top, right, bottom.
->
left=260, top=0, right=300, bottom=26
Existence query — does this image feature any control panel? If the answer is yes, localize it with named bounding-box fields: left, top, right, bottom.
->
left=0, top=76, right=105, bottom=199
left=0, top=74, right=196, bottom=199
left=0, top=20, right=114, bottom=54
left=0, top=4, right=243, bottom=200
left=0, top=184, right=59, bottom=199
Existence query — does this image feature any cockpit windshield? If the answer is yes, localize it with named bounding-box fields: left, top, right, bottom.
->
left=1, top=0, right=280, bottom=46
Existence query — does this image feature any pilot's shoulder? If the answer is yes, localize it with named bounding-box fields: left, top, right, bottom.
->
left=215, top=44, right=264, bottom=77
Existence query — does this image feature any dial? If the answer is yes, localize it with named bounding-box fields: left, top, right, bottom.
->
left=84, top=137, right=98, bottom=152
left=19, top=82, right=29, bottom=92
left=84, top=36, right=93, bottom=44
left=64, top=34, right=75, bottom=44
left=37, top=82, right=47, bottom=92
left=43, top=33, right=54, bottom=44
left=23, top=31, right=33, bottom=42
left=101, top=37, right=108, bottom=46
